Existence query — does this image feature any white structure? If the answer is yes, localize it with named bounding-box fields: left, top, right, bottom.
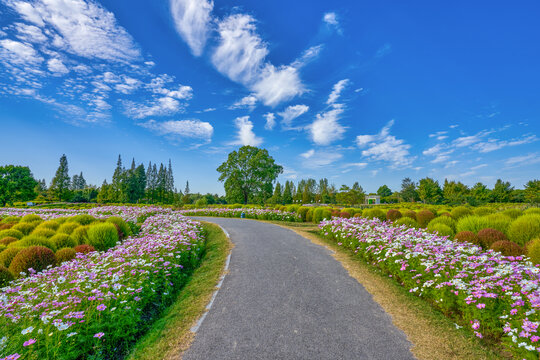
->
left=365, top=195, right=380, bottom=205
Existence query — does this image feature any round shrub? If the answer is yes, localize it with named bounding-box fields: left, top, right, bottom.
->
left=428, top=223, right=454, bottom=238
left=12, top=221, right=38, bottom=236
left=0, top=216, right=20, bottom=224
left=20, top=214, right=42, bottom=223
left=526, top=238, right=540, bottom=265
left=313, top=208, right=332, bottom=223
left=87, top=223, right=119, bottom=251
left=394, top=217, right=419, bottom=228
left=56, top=248, right=77, bottom=263
left=55, top=217, right=69, bottom=225
left=507, top=214, right=540, bottom=247
left=455, top=231, right=480, bottom=245
left=477, top=228, right=508, bottom=248
left=0, top=237, right=18, bottom=246
left=296, top=207, right=310, bottom=222
left=50, top=234, right=76, bottom=249
left=31, top=228, right=56, bottom=238
left=306, top=208, right=314, bottom=222
left=343, top=208, right=357, bottom=216
left=339, top=212, right=351, bottom=218
left=473, top=207, right=494, bottom=216
left=451, top=206, right=472, bottom=220
left=386, top=209, right=402, bottom=222
left=106, top=216, right=131, bottom=239
left=0, top=224, right=12, bottom=231
left=0, top=248, right=23, bottom=268
left=484, top=214, right=512, bottom=235
left=16, top=235, right=56, bottom=252
left=428, top=216, right=456, bottom=231
left=0, top=265, right=14, bottom=287
left=402, top=210, right=417, bottom=220
left=0, top=229, right=24, bottom=240
left=57, top=222, right=80, bottom=235
left=71, top=225, right=89, bottom=245
left=456, top=216, right=490, bottom=234
left=524, top=208, right=540, bottom=216
left=9, top=246, right=56, bottom=277
left=501, top=208, right=523, bottom=219
left=70, top=214, right=96, bottom=225
left=35, top=220, right=60, bottom=231
left=363, top=208, right=386, bottom=221
left=490, top=241, right=524, bottom=257
left=416, top=210, right=435, bottom=228
left=74, top=244, right=95, bottom=254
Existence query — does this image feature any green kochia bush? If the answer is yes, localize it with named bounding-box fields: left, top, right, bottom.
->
left=55, top=248, right=77, bottom=263
left=526, top=238, right=540, bottom=265
left=71, top=225, right=89, bottom=245
left=296, top=207, right=310, bottom=222
left=31, top=228, right=56, bottom=238
left=394, top=217, right=419, bottom=228
left=313, top=208, right=332, bottom=223
left=0, top=265, right=13, bottom=287
left=70, top=214, right=96, bottom=225
left=362, top=208, right=386, bottom=221
left=427, top=216, right=456, bottom=231
left=20, top=214, right=42, bottom=223
left=87, top=223, right=119, bottom=251
left=427, top=223, right=454, bottom=238
left=50, top=234, right=77, bottom=249
left=401, top=210, right=417, bottom=220
left=35, top=220, right=60, bottom=231
left=12, top=235, right=57, bottom=252
left=456, top=216, right=490, bottom=234
left=483, top=214, right=512, bottom=235
left=524, top=208, right=540, bottom=216
left=502, top=208, right=523, bottom=219
left=451, top=206, right=472, bottom=220
left=0, top=247, right=23, bottom=268
left=12, top=222, right=38, bottom=235
left=57, top=222, right=80, bottom=235
left=0, top=229, right=24, bottom=240
left=507, top=214, right=540, bottom=247
left=106, top=216, right=132, bottom=239
left=473, top=207, right=494, bottom=216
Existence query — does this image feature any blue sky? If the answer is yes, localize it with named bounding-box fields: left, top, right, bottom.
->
left=0, top=0, right=539, bottom=194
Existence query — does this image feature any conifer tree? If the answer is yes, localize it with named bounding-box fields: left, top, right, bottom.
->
left=50, top=154, right=71, bottom=201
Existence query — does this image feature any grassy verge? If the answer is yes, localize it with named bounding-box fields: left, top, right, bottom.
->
left=267, top=221, right=509, bottom=360
left=127, top=222, right=232, bottom=360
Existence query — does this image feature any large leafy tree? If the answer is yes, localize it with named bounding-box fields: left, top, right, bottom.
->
left=217, top=146, right=283, bottom=204
left=442, top=179, right=469, bottom=204
left=490, top=179, right=513, bottom=203
left=0, top=165, right=37, bottom=206
left=400, top=177, right=418, bottom=202
left=418, top=177, right=442, bottom=204
left=50, top=154, right=71, bottom=201
left=524, top=180, right=540, bottom=204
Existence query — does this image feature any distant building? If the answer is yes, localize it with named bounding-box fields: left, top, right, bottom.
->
left=26, top=202, right=35, bottom=206
left=365, top=195, right=380, bottom=205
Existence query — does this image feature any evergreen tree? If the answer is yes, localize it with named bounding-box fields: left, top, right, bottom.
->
left=185, top=180, right=190, bottom=195
left=400, top=177, right=418, bottom=202
left=443, top=179, right=469, bottom=204
left=524, top=180, right=540, bottom=204
left=157, top=163, right=166, bottom=202
left=50, top=154, right=71, bottom=201
left=270, top=182, right=282, bottom=204
left=491, top=179, right=513, bottom=203
left=134, top=164, right=146, bottom=203
left=112, top=155, right=126, bottom=202
left=417, top=177, right=442, bottom=204
left=282, top=181, right=293, bottom=204
left=470, top=182, right=491, bottom=204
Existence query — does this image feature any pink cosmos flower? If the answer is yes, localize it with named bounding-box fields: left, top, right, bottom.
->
left=97, top=304, right=106, bottom=311
left=94, top=332, right=105, bottom=339
left=476, top=303, right=486, bottom=309
left=5, top=354, right=21, bottom=360
left=23, top=339, right=36, bottom=347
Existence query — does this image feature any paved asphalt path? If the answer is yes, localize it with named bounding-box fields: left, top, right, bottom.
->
left=183, top=217, right=415, bottom=360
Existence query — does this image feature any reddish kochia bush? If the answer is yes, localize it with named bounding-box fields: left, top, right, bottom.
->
left=56, top=248, right=77, bottom=263
left=74, top=244, right=95, bottom=254
left=416, top=210, right=435, bottom=228
left=0, top=236, right=18, bottom=246
left=0, top=247, right=23, bottom=268
left=0, top=265, right=13, bottom=287
left=339, top=212, right=351, bottom=218
left=477, top=228, right=508, bottom=248
left=9, top=246, right=56, bottom=278
left=353, top=213, right=362, bottom=218
left=0, top=224, right=13, bottom=230
left=490, top=240, right=524, bottom=257
left=386, top=209, right=402, bottom=221
left=455, top=231, right=480, bottom=246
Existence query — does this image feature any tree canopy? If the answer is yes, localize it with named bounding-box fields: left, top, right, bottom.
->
left=0, top=165, right=37, bottom=206
left=217, top=146, right=283, bottom=204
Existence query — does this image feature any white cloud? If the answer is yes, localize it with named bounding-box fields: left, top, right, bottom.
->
left=504, top=153, right=540, bottom=167
left=301, top=150, right=342, bottom=168
left=264, top=112, right=276, bottom=130
left=279, top=104, right=309, bottom=129
left=124, top=97, right=181, bottom=119
left=252, top=64, right=304, bottom=106
left=47, top=58, right=69, bottom=75
left=141, top=119, right=213, bottom=139
left=229, top=94, right=257, bottom=110
left=0, top=39, right=43, bottom=67
left=471, top=164, right=488, bottom=170
left=355, top=120, right=414, bottom=167
left=230, top=116, right=262, bottom=146
left=300, top=149, right=315, bottom=159
left=170, top=0, right=213, bottom=57
left=14, top=22, right=47, bottom=43
left=344, top=162, right=368, bottom=169
left=323, top=12, right=338, bottom=26
left=471, top=134, right=537, bottom=153
left=308, top=107, right=346, bottom=145
left=327, top=79, right=349, bottom=105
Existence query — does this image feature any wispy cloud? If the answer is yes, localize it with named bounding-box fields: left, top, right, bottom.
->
left=264, top=112, right=276, bottom=130
left=229, top=94, right=258, bottom=110
left=300, top=149, right=342, bottom=168
left=327, top=79, right=349, bottom=105
left=504, top=153, right=540, bottom=167
left=140, top=119, right=214, bottom=144
left=471, top=134, right=538, bottom=153
left=169, top=0, right=213, bottom=57
left=279, top=104, right=309, bottom=129
left=230, top=116, right=262, bottom=146
left=308, top=106, right=346, bottom=145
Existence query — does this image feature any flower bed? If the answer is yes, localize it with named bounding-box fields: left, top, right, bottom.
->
left=0, top=213, right=205, bottom=360
left=179, top=207, right=301, bottom=222
left=320, top=216, right=540, bottom=359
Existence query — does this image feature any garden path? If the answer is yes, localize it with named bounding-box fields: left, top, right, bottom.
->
left=183, top=217, right=415, bottom=360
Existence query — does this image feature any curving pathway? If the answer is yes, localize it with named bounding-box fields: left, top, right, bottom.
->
left=183, top=217, right=415, bottom=360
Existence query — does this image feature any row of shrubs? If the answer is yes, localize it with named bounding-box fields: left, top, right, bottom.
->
left=0, top=214, right=134, bottom=284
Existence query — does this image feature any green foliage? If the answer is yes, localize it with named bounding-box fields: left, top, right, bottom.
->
left=427, top=223, right=454, bottom=238
left=11, top=222, right=38, bottom=235
left=0, top=229, right=24, bottom=240
left=477, top=228, right=508, bottom=248
left=418, top=177, right=443, bottom=204
left=16, top=235, right=57, bottom=252
left=70, top=214, right=96, bottom=225
left=35, top=220, right=60, bottom=231
left=0, top=216, right=20, bottom=224
left=0, top=165, right=37, bottom=206
left=0, top=247, right=23, bottom=268
left=313, top=208, right=332, bottom=223
left=450, top=206, right=472, bottom=220
left=377, top=185, right=392, bottom=198
left=393, top=217, right=419, bottom=228
left=0, top=237, right=18, bottom=246
left=473, top=207, right=494, bottom=216
left=490, top=240, right=524, bottom=257
left=362, top=208, right=386, bottom=221
left=524, top=208, right=540, bottom=215
left=443, top=180, right=469, bottom=205
left=336, top=183, right=365, bottom=205
left=0, top=265, right=14, bottom=287
left=55, top=248, right=77, bottom=263
left=50, top=234, right=76, bottom=249
left=87, top=223, right=119, bottom=251
left=106, top=216, right=131, bottom=238
left=526, top=238, right=540, bottom=264
left=386, top=209, right=402, bottom=221
left=428, top=216, right=456, bottom=231
left=9, top=246, right=56, bottom=277
left=454, top=231, right=479, bottom=245
left=71, top=225, right=89, bottom=245
left=217, top=146, right=283, bottom=204
left=501, top=208, right=523, bottom=219
left=456, top=216, right=489, bottom=234
left=524, top=180, right=540, bottom=204
left=50, top=154, right=71, bottom=201
left=507, top=214, right=540, bottom=246
left=416, top=210, right=435, bottom=228
left=483, top=213, right=512, bottom=235
left=342, top=208, right=357, bottom=216
left=20, top=214, right=42, bottom=223
left=74, top=244, right=95, bottom=253
left=491, top=179, right=513, bottom=203
left=297, top=206, right=310, bottom=222
left=57, top=222, right=80, bottom=235
left=401, top=210, right=417, bottom=220
left=31, top=228, right=56, bottom=238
